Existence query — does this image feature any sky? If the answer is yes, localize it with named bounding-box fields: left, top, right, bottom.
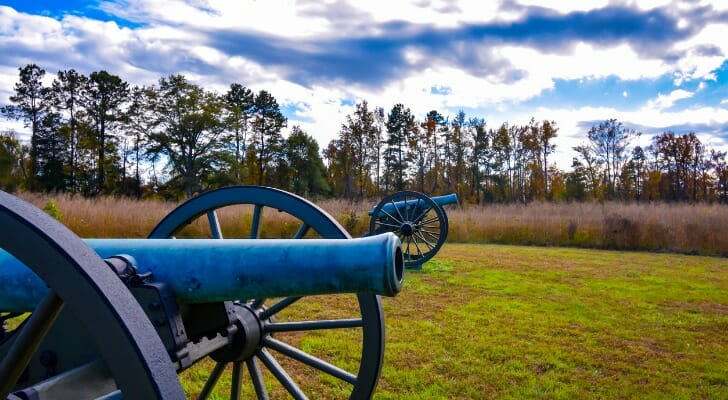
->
left=0, top=0, right=727, bottom=169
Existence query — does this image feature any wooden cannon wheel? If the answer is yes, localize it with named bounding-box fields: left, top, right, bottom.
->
left=0, top=191, right=184, bottom=399
left=369, top=191, right=448, bottom=268
left=149, top=185, right=386, bottom=399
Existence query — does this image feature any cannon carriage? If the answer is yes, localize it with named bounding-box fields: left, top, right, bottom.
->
left=0, top=186, right=405, bottom=400
left=367, top=191, right=458, bottom=269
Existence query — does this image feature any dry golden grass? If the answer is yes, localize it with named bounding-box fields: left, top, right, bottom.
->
left=446, top=201, right=728, bottom=256
left=16, top=192, right=728, bottom=256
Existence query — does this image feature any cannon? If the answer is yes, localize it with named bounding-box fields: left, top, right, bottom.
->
left=0, top=186, right=405, bottom=399
left=368, top=191, right=458, bottom=269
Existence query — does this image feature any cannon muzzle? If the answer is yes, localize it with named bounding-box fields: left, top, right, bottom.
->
left=0, top=233, right=404, bottom=312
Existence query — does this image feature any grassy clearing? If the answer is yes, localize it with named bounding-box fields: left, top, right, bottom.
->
left=5, top=190, right=727, bottom=397
left=174, top=244, right=727, bottom=399
left=375, top=244, right=727, bottom=399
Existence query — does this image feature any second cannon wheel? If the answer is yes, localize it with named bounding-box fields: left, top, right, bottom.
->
left=369, top=191, right=448, bottom=268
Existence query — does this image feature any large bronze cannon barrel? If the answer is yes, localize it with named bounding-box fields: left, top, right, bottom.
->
left=0, top=234, right=404, bottom=311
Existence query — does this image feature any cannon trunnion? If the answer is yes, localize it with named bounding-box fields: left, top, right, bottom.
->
left=0, top=186, right=406, bottom=399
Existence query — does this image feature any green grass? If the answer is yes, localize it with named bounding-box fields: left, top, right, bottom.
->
left=174, top=244, right=727, bottom=399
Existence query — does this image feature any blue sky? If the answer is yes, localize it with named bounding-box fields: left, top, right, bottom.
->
left=1, top=0, right=727, bottom=168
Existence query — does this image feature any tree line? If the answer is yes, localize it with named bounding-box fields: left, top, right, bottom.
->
left=1, top=64, right=727, bottom=203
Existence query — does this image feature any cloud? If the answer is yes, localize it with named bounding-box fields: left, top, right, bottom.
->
left=646, top=89, right=694, bottom=110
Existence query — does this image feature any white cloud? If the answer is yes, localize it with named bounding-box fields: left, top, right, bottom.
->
left=671, top=24, right=728, bottom=84
left=646, top=89, right=694, bottom=110
left=514, top=0, right=610, bottom=12
left=501, top=43, right=672, bottom=82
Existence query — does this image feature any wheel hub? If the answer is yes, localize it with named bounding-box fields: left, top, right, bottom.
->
left=211, top=303, right=264, bottom=363
left=400, top=222, right=414, bottom=236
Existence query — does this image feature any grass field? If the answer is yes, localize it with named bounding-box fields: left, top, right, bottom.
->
left=175, top=243, right=727, bottom=399
left=6, top=192, right=727, bottom=398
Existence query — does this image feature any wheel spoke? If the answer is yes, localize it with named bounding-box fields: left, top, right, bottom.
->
left=250, top=204, right=263, bottom=239
left=414, top=231, right=436, bottom=250
left=293, top=223, right=310, bottom=239
left=391, top=198, right=406, bottom=223
left=257, top=349, right=308, bottom=400
left=197, top=361, right=227, bottom=400
left=405, top=236, right=413, bottom=263
left=417, top=219, right=442, bottom=230
left=266, top=318, right=363, bottom=333
left=411, top=234, right=425, bottom=258
left=375, top=221, right=401, bottom=229
left=379, top=208, right=402, bottom=225
left=420, top=228, right=441, bottom=241
left=251, top=298, right=266, bottom=310
left=412, top=206, right=433, bottom=224
left=402, top=193, right=410, bottom=221
left=247, top=357, right=269, bottom=399
left=231, top=361, right=244, bottom=400
left=264, top=337, right=357, bottom=385
left=0, top=291, right=63, bottom=398
left=260, top=296, right=301, bottom=320
left=419, top=215, right=441, bottom=226
left=207, top=210, right=223, bottom=239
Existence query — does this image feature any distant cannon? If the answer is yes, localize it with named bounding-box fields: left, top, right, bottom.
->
left=368, top=191, right=458, bottom=268
left=0, top=186, right=405, bottom=399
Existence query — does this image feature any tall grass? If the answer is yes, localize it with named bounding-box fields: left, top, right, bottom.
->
left=16, top=192, right=728, bottom=256
left=446, top=202, right=728, bottom=256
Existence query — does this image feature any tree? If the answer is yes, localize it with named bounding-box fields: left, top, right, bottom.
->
left=652, top=131, right=708, bottom=201
left=564, top=158, right=587, bottom=201
left=468, top=118, right=488, bottom=203
left=0, top=130, right=27, bottom=191
left=491, top=123, right=512, bottom=201
left=83, top=70, right=130, bottom=194
left=371, top=107, right=385, bottom=194
left=286, top=126, right=329, bottom=197
left=223, top=83, right=255, bottom=182
left=122, top=85, right=158, bottom=197
left=447, top=110, right=470, bottom=198
left=629, top=146, right=647, bottom=201
left=421, top=110, right=446, bottom=194
left=148, top=74, right=225, bottom=198
left=51, top=69, right=88, bottom=193
left=249, top=90, right=287, bottom=186
left=573, top=144, right=602, bottom=199
left=410, top=115, right=432, bottom=193
left=35, top=112, right=69, bottom=191
left=385, top=104, right=415, bottom=191
left=337, top=101, right=379, bottom=198
left=711, top=149, right=728, bottom=203
left=1, top=64, right=49, bottom=188
left=538, top=119, right=558, bottom=195
left=587, top=119, right=639, bottom=197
